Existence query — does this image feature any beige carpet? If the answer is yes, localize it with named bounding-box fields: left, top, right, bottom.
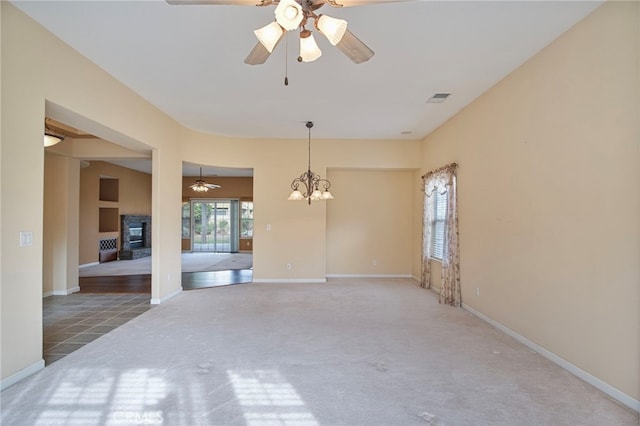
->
left=1, top=278, right=636, bottom=425
left=79, top=252, right=252, bottom=277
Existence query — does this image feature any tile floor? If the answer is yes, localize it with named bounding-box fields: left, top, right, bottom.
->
left=43, top=293, right=153, bottom=365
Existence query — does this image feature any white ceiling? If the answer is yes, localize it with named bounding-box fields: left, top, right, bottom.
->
left=18, top=0, right=602, bottom=167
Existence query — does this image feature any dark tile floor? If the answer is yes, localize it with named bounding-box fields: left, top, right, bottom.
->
left=182, top=269, right=253, bottom=290
left=43, top=293, right=152, bottom=365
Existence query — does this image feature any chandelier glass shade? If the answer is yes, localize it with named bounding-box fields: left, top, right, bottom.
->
left=288, top=121, right=333, bottom=205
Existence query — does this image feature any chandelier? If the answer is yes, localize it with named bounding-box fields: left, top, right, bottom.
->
left=247, top=0, right=374, bottom=65
left=288, top=121, right=333, bottom=205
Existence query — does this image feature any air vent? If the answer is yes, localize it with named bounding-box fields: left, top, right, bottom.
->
left=427, top=93, right=451, bottom=104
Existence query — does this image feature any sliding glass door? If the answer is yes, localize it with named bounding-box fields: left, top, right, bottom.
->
left=191, top=199, right=239, bottom=253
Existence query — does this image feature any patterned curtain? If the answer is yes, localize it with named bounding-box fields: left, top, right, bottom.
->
left=422, top=163, right=460, bottom=307
left=421, top=186, right=434, bottom=289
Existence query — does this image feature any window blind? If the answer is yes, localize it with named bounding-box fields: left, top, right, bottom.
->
left=430, top=189, right=447, bottom=260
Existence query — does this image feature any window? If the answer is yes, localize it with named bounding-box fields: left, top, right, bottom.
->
left=430, top=189, right=447, bottom=260
left=241, top=202, right=253, bottom=238
left=182, top=202, right=190, bottom=238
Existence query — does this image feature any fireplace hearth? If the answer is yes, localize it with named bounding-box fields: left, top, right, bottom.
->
left=120, top=215, right=151, bottom=260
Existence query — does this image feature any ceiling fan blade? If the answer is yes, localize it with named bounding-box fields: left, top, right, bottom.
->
left=332, top=0, right=415, bottom=7
left=205, top=183, right=222, bottom=189
left=244, top=41, right=274, bottom=65
left=166, top=0, right=265, bottom=5
left=335, top=29, right=374, bottom=64
left=244, top=31, right=284, bottom=65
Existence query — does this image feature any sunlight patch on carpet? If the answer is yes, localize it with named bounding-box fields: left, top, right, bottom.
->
left=227, top=369, right=318, bottom=426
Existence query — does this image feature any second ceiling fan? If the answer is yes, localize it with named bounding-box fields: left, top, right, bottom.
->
left=166, top=0, right=410, bottom=65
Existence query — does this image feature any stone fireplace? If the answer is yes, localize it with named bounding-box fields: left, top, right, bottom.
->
left=119, top=215, right=151, bottom=260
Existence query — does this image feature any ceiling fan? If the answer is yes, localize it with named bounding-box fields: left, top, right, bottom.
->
left=190, top=167, right=222, bottom=192
left=166, top=0, right=410, bottom=66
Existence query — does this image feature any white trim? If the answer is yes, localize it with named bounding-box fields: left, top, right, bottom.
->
left=45, top=286, right=80, bottom=297
left=252, top=278, right=327, bottom=284
left=326, top=274, right=412, bottom=279
left=462, top=303, right=640, bottom=413
left=1, top=359, right=45, bottom=390
left=79, top=262, right=99, bottom=269
left=52, top=286, right=80, bottom=296
left=150, top=287, right=182, bottom=305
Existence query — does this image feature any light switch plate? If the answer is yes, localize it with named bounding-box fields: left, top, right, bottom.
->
left=20, top=231, right=34, bottom=247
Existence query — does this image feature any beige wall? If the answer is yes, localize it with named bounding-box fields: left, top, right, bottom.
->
left=327, top=169, right=416, bottom=276
left=1, top=2, right=421, bottom=383
left=420, top=1, right=639, bottom=400
left=180, top=134, right=422, bottom=281
left=79, top=161, right=152, bottom=265
left=1, top=2, right=183, bottom=382
left=43, top=153, right=80, bottom=295
left=2, top=0, right=636, bottom=409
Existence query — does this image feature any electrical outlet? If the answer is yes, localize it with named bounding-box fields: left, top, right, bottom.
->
left=286, top=263, right=292, bottom=270
left=372, top=259, right=377, bottom=266
left=476, top=287, right=480, bottom=297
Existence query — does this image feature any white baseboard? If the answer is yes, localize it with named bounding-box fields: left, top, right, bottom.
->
left=79, top=262, right=99, bottom=269
left=326, top=274, right=413, bottom=279
left=253, top=278, right=327, bottom=284
left=1, top=359, right=45, bottom=391
left=44, top=286, right=80, bottom=298
left=462, top=303, right=640, bottom=413
left=151, top=287, right=182, bottom=305
left=52, top=286, right=80, bottom=296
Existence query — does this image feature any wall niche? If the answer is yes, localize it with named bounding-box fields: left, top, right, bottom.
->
left=99, top=207, right=119, bottom=232
left=99, top=177, right=119, bottom=202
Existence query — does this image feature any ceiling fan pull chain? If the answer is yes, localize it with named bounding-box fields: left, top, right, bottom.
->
left=284, top=31, right=289, bottom=86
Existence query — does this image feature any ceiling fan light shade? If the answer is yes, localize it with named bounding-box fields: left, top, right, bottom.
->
left=44, top=133, right=63, bottom=147
left=274, top=0, right=303, bottom=31
left=254, top=22, right=284, bottom=53
left=316, top=14, right=348, bottom=46
left=336, top=29, right=375, bottom=64
left=299, top=31, right=322, bottom=63
left=190, top=182, right=209, bottom=192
